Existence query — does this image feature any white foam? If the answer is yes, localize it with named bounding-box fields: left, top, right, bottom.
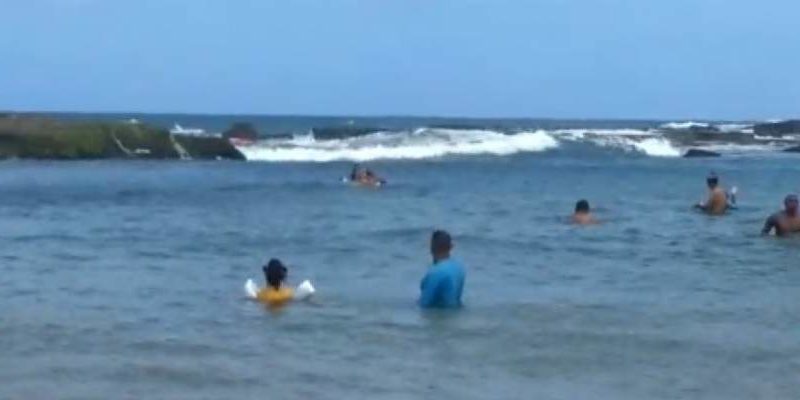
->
left=716, top=123, right=751, bottom=133
left=694, top=143, right=780, bottom=153
left=553, top=128, right=654, bottom=139
left=660, top=121, right=709, bottom=130
left=574, top=134, right=681, bottom=157
left=237, top=129, right=559, bottom=162
left=633, top=138, right=682, bottom=157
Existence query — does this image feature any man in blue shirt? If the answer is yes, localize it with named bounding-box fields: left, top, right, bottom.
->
left=419, top=230, right=466, bottom=308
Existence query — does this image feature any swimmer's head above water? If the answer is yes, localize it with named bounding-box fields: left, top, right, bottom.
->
left=706, top=172, right=719, bottom=189
left=785, top=194, right=799, bottom=216
left=572, top=199, right=598, bottom=224
left=430, top=230, right=453, bottom=263
left=263, top=258, right=288, bottom=290
left=575, top=199, right=591, bottom=214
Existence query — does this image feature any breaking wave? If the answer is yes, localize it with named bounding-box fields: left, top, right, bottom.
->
left=233, top=122, right=795, bottom=162
left=660, top=121, right=710, bottom=130
left=237, top=129, right=559, bottom=162
left=550, top=129, right=680, bottom=157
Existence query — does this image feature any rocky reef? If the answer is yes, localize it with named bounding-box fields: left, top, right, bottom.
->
left=0, top=115, right=244, bottom=160
left=683, top=149, right=721, bottom=158
left=662, top=130, right=758, bottom=147
left=753, top=120, right=800, bottom=136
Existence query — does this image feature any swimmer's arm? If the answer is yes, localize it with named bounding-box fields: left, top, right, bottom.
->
left=761, top=215, right=777, bottom=235
left=726, top=190, right=737, bottom=206
left=419, top=273, right=442, bottom=308
left=694, top=196, right=710, bottom=210
left=698, top=192, right=722, bottom=210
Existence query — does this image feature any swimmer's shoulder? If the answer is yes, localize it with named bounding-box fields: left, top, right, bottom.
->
left=257, top=286, right=295, bottom=305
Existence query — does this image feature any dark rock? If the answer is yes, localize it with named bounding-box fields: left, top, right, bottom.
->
left=665, top=131, right=757, bottom=147
left=753, top=120, right=800, bottom=136
left=688, top=125, right=719, bottom=133
left=783, top=146, right=800, bottom=153
left=668, top=125, right=721, bottom=135
left=174, top=135, right=245, bottom=160
left=683, top=149, right=721, bottom=158
left=222, top=122, right=260, bottom=141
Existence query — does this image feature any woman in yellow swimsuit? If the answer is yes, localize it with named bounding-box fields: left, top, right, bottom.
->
left=256, top=259, right=294, bottom=306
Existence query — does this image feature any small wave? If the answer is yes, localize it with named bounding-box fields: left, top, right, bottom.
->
left=693, top=143, right=780, bottom=153
left=237, top=129, right=559, bottom=162
left=660, top=121, right=710, bottom=130
left=633, top=138, right=682, bottom=157
left=553, top=128, right=654, bottom=139
left=716, top=123, right=752, bottom=133
left=566, top=133, right=681, bottom=157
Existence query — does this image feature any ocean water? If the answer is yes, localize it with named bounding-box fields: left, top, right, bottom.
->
left=2, top=117, right=800, bottom=399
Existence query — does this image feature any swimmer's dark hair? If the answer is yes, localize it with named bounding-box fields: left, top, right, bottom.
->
left=706, top=172, right=719, bottom=187
left=575, top=199, right=590, bottom=213
left=431, top=230, right=452, bottom=253
left=263, top=258, right=288, bottom=290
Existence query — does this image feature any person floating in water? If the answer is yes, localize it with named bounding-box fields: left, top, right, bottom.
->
left=572, top=199, right=598, bottom=225
left=419, top=230, right=466, bottom=309
left=256, top=259, right=294, bottom=306
left=348, top=164, right=385, bottom=187
left=761, top=194, right=800, bottom=236
left=349, top=163, right=363, bottom=181
left=694, top=172, right=730, bottom=215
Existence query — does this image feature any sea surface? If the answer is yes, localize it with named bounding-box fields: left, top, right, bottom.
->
left=2, top=115, right=800, bottom=399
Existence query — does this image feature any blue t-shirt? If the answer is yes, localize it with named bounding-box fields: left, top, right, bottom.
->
left=419, top=258, right=466, bottom=308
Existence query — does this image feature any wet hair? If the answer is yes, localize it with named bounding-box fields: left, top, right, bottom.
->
left=786, top=194, right=799, bottom=205
left=575, top=199, right=590, bottom=213
left=706, top=172, right=719, bottom=188
left=263, top=258, right=288, bottom=290
left=431, top=230, right=452, bottom=254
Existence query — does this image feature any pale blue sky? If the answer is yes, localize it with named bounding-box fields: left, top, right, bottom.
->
left=1, top=0, right=798, bottom=119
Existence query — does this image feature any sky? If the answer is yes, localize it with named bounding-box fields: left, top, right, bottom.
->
left=1, top=0, right=798, bottom=120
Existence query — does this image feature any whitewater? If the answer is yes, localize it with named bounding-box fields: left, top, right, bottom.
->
left=236, top=127, right=686, bottom=162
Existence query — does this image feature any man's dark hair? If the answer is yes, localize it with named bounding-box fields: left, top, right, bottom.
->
left=263, top=258, right=287, bottom=289
left=706, top=172, right=719, bottom=188
left=431, top=230, right=452, bottom=253
left=575, top=199, right=590, bottom=213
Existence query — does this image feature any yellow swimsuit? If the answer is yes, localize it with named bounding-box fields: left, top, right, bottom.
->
left=256, top=286, right=294, bottom=306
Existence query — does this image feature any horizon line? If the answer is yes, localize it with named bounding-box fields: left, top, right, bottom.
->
left=0, top=108, right=785, bottom=123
